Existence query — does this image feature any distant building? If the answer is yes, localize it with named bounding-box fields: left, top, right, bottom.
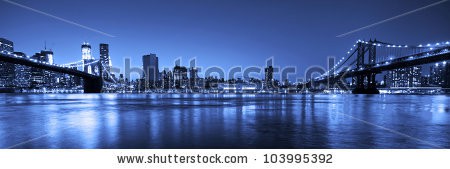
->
left=0, top=38, right=15, bottom=87
left=13, top=52, right=31, bottom=88
left=189, top=67, right=199, bottom=88
left=384, top=66, right=422, bottom=88
left=429, top=62, right=449, bottom=88
left=40, top=50, right=56, bottom=87
left=264, top=66, right=274, bottom=88
left=162, top=70, right=173, bottom=89
left=82, top=42, right=96, bottom=74
left=142, top=54, right=159, bottom=88
left=30, top=53, right=45, bottom=88
left=173, top=65, right=188, bottom=89
left=100, top=43, right=112, bottom=71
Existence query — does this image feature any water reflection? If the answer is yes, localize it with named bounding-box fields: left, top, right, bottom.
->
left=0, top=93, right=449, bottom=149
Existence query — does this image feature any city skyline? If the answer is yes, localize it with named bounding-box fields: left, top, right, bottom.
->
left=2, top=0, right=450, bottom=78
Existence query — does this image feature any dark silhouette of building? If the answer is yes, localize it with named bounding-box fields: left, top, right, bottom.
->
left=162, top=70, right=173, bottom=89
left=429, top=63, right=446, bottom=87
left=142, top=54, right=159, bottom=88
left=265, top=66, right=274, bottom=89
left=189, top=67, right=199, bottom=89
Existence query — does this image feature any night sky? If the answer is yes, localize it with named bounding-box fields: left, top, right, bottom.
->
left=2, top=0, right=450, bottom=80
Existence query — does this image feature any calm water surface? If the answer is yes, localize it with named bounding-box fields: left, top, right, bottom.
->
left=0, top=94, right=449, bottom=148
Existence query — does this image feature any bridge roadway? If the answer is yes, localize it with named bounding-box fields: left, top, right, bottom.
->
left=316, top=47, right=450, bottom=82
left=0, top=53, right=103, bottom=93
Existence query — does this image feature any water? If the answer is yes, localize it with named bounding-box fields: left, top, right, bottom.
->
left=0, top=94, right=449, bottom=149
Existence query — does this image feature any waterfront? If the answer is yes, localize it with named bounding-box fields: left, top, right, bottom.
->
left=0, top=94, right=449, bottom=149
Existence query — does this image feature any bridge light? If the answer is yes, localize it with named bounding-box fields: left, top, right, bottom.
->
left=430, top=48, right=433, bottom=50
left=347, top=52, right=350, bottom=54
left=435, top=63, right=439, bottom=67
left=436, top=43, right=440, bottom=46
left=446, top=42, right=449, bottom=45
left=427, top=44, right=431, bottom=47
left=387, top=45, right=391, bottom=47
left=404, top=45, right=408, bottom=48
left=385, top=61, right=389, bottom=64
left=418, top=44, right=423, bottom=47
left=444, top=61, right=447, bottom=65
left=342, top=57, right=345, bottom=60
left=389, top=57, right=393, bottom=60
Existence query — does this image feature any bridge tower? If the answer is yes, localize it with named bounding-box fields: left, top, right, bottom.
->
left=352, top=40, right=380, bottom=94
left=83, top=61, right=103, bottom=93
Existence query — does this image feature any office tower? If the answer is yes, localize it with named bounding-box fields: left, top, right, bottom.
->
left=162, top=70, right=173, bottom=89
left=30, top=53, right=45, bottom=88
left=265, top=66, right=274, bottom=88
left=82, top=42, right=95, bottom=74
left=173, top=65, right=188, bottom=89
left=385, top=66, right=422, bottom=88
left=13, top=52, right=31, bottom=88
left=100, top=43, right=112, bottom=71
left=0, top=38, right=16, bottom=87
left=40, top=50, right=56, bottom=87
left=429, top=62, right=449, bottom=87
left=142, top=54, right=159, bottom=88
left=189, top=67, right=199, bottom=88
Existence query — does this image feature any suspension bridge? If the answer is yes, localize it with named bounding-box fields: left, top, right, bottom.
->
left=0, top=51, right=116, bottom=93
left=309, top=39, right=450, bottom=94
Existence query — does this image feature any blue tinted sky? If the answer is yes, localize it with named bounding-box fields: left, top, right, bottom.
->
left=1, top=0, right=450, bottom=79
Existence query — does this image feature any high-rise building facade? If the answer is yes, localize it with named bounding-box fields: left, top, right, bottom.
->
left=189, top=67, right=199, bottom=88
left=142, top=54, right=159, bottom=88
left=0, top=38, right=16, bottom=87
left=265, top=66, right=274, bottom=88
left=173, top=65, right=188, bottom=89
left=429, top=62, right=449, bottom=87
left=99, top=43, right=111, bottom=71
left=82, top=42, right=95, bottom=74
left=385, top=66, right=422, bottom=88
left=13, top=52, right=31, bottom=88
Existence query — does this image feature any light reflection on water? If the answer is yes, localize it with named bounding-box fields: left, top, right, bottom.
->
left=0, top=94, right=449, bottom=149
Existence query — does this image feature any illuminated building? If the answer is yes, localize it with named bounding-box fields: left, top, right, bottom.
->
left=142, top=54, right=159, bottom=88
left=0, top=38, right=15, bottom=87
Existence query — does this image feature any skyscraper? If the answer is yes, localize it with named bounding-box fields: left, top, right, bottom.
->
left=13, top=52, right=31, bottom=88
left=173, top=65, right=188, bottom=89
left=0, top=38, right=16, bottom=87
left=99, top=43, right=111, bottom=72
left=385, top=66, right=422, bottom=88
left=142, top=54, right=159, bottom=88
left=189, top=67, right=199, bottom=88
left=82, top=42, right=95, bottom=74
left=265, top=66, right=274, bottom=88
left=429, top=62, right=449, bottom=87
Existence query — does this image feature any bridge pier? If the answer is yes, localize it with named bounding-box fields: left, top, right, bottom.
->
left=352, top=73, right=380, bottom=94
left=83, top=77, right=103, bottom=93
